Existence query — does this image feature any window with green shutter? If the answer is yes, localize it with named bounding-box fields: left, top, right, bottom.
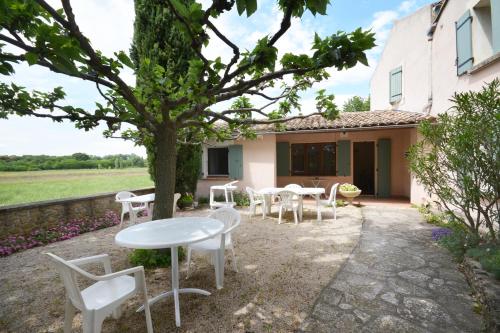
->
left=337, top=140, right=351, bottom=176
left=389, top=66, right=402, bottom=103
left=228, top=145, right=243, bottom=180
left=456, top=10, right=473, bottom=75
left=276, top=142, right=290, bottom=176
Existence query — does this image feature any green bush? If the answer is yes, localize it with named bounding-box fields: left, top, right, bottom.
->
left=339, top=183, right=359, bottom=191
left=233, top=191, right=250, bottom=206
left=439, top=225, right=480, bottom=260
left=197, top=196, right=209, bottom=205
left=466, top=244, right=500, bottom=279
left=129, top=248, right=186, bottom=268
left=178, top=193, right=194, bottom=209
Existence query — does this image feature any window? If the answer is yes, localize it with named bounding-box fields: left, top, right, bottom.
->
left=291, top=143, right=336, bottom=176
left=389, top=66, right=402, bottom=103
left=207, top=148, right=228, bottom=176
left=472, top=0, right=500, bottom=65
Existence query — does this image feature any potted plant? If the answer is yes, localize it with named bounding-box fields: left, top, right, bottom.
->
left=177, top=193, right=194, bottom=210
left=338, top=183, right=362, bottom=205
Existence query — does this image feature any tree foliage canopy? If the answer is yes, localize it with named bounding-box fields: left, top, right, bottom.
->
left=342, top=95, right=370, bottom=112
left=0, top=0, right=375, bottom=218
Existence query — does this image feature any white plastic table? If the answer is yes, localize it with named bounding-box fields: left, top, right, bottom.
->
left=115, top=217, right=224, bottom=327
left=258, top=187, right=325, bottom=222
left=117, top=193, right=155, bottom=218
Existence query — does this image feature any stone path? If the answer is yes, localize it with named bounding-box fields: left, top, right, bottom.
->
left=300, top=205, right=483, bottom=332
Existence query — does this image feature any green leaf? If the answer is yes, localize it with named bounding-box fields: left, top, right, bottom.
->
left=236, top=0, right=246, bottom=15
left=24, top=52, right=38, bottom=66
left=115, top=51, right=134, bottom=69
left=245, top=0, right=257, bottom=16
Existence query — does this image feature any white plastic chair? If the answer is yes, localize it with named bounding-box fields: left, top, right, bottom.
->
left=284, top=184, right=302, bottom=190
left=320, top=183, right=339, bottom=220
left=149, top=192, right=181, bottom=217
left=47, top=253, right=153, bottom=333
left=246, top=187, right=264, bottom=217
left=186, top=207, right=241, bottom=289
left=115, top=191, right=147, bottom=228
left=276, top=190, right=300, bottom=225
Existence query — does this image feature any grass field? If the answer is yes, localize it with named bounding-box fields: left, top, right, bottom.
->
left=0, top=168, right=154, bottom=206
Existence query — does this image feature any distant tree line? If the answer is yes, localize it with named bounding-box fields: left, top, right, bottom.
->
left=0, top=153, right=146, bottom=171
left=342, top=96, right=370, bottom=112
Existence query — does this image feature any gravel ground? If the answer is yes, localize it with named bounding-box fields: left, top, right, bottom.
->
left=0, top=204, right=362, bottom=333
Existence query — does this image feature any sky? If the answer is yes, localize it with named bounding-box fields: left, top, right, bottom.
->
left=0, top=0, right=434, bottom=158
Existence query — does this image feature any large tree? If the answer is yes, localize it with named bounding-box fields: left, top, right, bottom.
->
left=342, top=95, right=370, bottom=112
left=0, top=0, right=375, bottom=219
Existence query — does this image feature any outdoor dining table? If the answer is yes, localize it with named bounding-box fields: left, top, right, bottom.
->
left=115, top=217, right=224, bottom=327
left=258, top=187, right=325, bottom=222
left=116, top=193, right=155, bottom=218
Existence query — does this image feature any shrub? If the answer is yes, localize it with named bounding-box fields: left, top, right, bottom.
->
left=197, top=196, right=209, bottom=205
left=408, top=79, right=500, bottom=241
left=129, top=248, right=186, bottom=268
left=0, top=211, right=120, bottom=257
left=233, top=191, right=250, bottom=206
left=466, top=245, right=500, bottom=279
left=438, top=226, right=480, bottom=260
left=432, top=228, right=452, bottom=241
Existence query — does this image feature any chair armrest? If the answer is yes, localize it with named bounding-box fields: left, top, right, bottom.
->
left=68, top=254, right=112, bottom=274
left=93, top=266, right=145, bottom=282
left=223, top=224, right=240, bottom=235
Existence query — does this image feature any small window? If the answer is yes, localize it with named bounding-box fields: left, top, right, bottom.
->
left=207, top=148, right=228, bottom=176
left=389, top=66, right=402, bottom=103
left=291, top=143, right=336, bottom=176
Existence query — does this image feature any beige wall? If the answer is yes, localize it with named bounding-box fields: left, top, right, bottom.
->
left=196, top=134, right=276, bottom=197
left=370, top=5, right=432, bottom=113
left=371, top=0, right=500, bottom=116
left=276, top=127, right=414, bottom=198
left=430, top=0, right=500, bottom=115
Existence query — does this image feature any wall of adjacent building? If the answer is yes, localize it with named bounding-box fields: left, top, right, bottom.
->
left=430, top=0, right=500, bottom=115
left=370, top=5, right=432, bottom=113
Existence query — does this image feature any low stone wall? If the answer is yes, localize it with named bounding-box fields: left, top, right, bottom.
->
left=462, top=257, right=500, bottom=332
left=0, top=187, right=155, bottom=238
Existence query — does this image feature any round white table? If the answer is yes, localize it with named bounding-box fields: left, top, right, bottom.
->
left=115, top=217, right=224, bottom=327
left=258, top=187, right=325, bottom=222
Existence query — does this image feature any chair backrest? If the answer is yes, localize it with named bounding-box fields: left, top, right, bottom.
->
left=276, top=190, right=298, bottom=206
left=173, top=193, right=181, bottom=211
left=224, top=180, right=239, bottom=187
left=209, top=207, right=241, bottom=243
left=328, top=183, right=339, bottom=204
left=46, top=253, right=85, bottom=309
left=245, top=187, right=257, bottom=203
left=115, top=191, right=136, bottom=212
left=284, top=184, right=302, bottom=190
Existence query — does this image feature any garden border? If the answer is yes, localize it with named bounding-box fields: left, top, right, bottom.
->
left=462, top=257, right=500, bottom=332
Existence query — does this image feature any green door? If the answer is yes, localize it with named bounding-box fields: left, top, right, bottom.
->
left=228, top=145, right=243, bottom=180
left=377, top=139, right=391, bottom=198
left=337, top=140, right=351, bottom=176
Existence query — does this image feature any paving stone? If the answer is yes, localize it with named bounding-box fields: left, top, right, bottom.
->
left=362, top=315, right=428, bottom=333
left=380, top=292, right=399, bottom=305
left=300, top=206, right=483, bottom=333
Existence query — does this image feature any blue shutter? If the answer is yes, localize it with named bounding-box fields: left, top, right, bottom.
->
left=456, top=10, right=473, bottom=75
left=228, top=145, right=243, bottom=180
left=337, top=140, right=351, bottom=176
left=377, top=139, right=391, bottom=198
left=276, top=142, right=290, bottom=176
left=492, top=0, right=500, bottom=53
left=389, top=67, right=402, bottom=103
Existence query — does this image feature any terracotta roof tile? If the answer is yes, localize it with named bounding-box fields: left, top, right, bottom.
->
left=251, top=110, right=432, bottom=133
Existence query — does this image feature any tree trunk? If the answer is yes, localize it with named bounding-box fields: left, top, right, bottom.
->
left=153, top=124, right=177, bottom=220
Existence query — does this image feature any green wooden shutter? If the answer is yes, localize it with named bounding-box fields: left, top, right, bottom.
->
left=228, top=145, right=243, bottom=180
left=377, top=139, right=391, bottom=198
left=456, top=10, right=473, bottom=75
left=389, top=67, right=402, bottom=103
left=492, top=0, right=500, bottom=53
left=276, top=142, right=289, bottom=176
left=337, top=140, right=351, bottom=176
